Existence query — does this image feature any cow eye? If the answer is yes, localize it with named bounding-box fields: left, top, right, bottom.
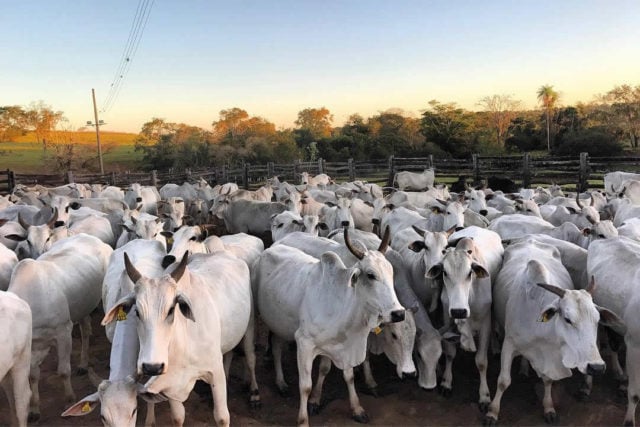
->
left=135, top=308, right=140, bottom=318
left=189, top=236, right=197, bottom=241
left=391, top=332, right=398, bottom=340
left=441, top=249, right=446, bottom=254
left=131, top=408, right=137, bottom=417
left=598, top=234, right=605, bottom=238
left=168, top=306, right=175, bottom=318
left=101, top=415, right=106, bottom=422
left=366, top=273, right=376, bottom=281
left=443, top=271, right=448, bottom=277
left=564, top=317, right=572, bottom=325
left=277, top=223, right=283, bottom=228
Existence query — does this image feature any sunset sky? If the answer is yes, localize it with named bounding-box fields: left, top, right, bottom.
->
left=2, top=0, right=639, bottom=133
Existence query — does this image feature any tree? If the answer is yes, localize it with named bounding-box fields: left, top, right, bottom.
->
left=22, top=101, right=65, bottom=151
left=537, top=85, right=560, bottom=151
left=477, top=94, right=521, bottom=148
left=211, top=108, right=276, bottom=147
left=420, top=100, right=475, bottom=156
left=295, top=107, right=333, bottom=140
left=0, top=106, right=29, bottom=141
left=604, top=84, right=640, bottom=148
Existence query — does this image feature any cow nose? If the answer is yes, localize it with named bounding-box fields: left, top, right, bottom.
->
left=54, top=220, right=65, bottom=228
left=390, top=309, right=405, bottom=323
left=136, top=197, right=143, bottom=202
left=341, top=220, right=351, bottom=227
left=142, top=363, right=165, bottom=376
left=587, top=363, right=606, bottom=376
left=162, top=255, right=176, bottom=268
left=372, top=218, right=380, bottom=225
left=450, top=308, right=468, bottom=319
left=479, top=209, right=488, bottom=217
left=401, top=371, right=417, bottom=380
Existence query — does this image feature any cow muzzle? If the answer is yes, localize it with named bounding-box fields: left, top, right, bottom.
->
left=142, top=362, right=165, bottom=376
left=136, top=197, right=143, bottom=202
left=390, top=309, right=405, bottom=323
left=587, top=363, right=606, bottom=376
left=450, top=308, right=469, bottom=319
left=401, top=370, right=417, bottom=380
left=371, top=218, right=380, bottom=225
left=341, top=220, right=351, bottom=227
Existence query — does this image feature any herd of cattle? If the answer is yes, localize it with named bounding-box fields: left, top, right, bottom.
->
left=2, top=168, right=640, bottom=426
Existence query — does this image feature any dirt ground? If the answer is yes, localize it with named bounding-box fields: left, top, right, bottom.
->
left=0, top=308, right=629, bottom=427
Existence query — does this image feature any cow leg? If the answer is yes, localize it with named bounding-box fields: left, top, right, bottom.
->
left=541, top=376, right=557, bottom=424
left=77, top=316, right=92, bottom=375
left=309, top=356, right=331, bottom=415
left=28, top=345, right=50, bottom=422
left=484, top=339, right=516, bottom=426
left=343, top=367, right=368, bottom=423
left=223, top=352, right=233, bottom=378
left=10, top=349, right=31, bottom=427
left=439, top=340, right=456, bottom=397
left=624, top=341, right=640, bottom=426
left=272, top=335, right=289, bottom=396
left=207, top=352, right=230, bottom=427
left=57, top=323, right=76, bottom=403
left=143, top=402, right=156, bottom=427
left=361, top=353, right=379, bottom=395
left=168, top=399, right=185, bottom=427
left=1, top=376, right=17, bottom=427
left=242, top=307, right=261, bottom=409
left=296, top=341, right=315, bottom=427
left=476, top=318, right=491, bottom=412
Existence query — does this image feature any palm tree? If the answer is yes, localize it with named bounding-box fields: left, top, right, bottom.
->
left=537, top=85, right=559, bottom=151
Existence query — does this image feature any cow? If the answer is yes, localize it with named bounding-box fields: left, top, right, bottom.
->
left=157, top=197, right=186, bottom=231
left=488, top=214, right=555, bottom=240
left=221, top=199, right=287, bottom=244
left=320, top=197, right=355, bottom=232
left=7, top=234, right=112, bottom=421
left=0, top=290, right=32, bottom=427
left=270, top=211, right=323, bottom=242
left=124, top=183, right=161, bottom=215
left=484, top=238, right=621, bottom=425
left=159, top=182, right=198, bottom=205
left=102, top=250, right=259, bottom=426
left=257, top=228, right=404, bottom=425
left=300, top=172, right=332, bottom=188
left=428, top=227, right=502, bottom=409
left=587, top=237, right=640, bottom=426
left=604, top=171, right=640, bottom=198
left=0, top=242, right=18, bottom=291
left=116, top=213, right=168, bottom=250
left=393, top=169, right=435, bottom=191
left=0, top=219, right=26, bottom=250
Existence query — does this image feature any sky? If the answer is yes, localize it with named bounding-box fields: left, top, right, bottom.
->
left=2, top=0, right=639, bottom=133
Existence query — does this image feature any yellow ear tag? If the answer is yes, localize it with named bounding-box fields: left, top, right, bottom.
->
left=373, top=326, right=383, bottom=335
left=81, top=402, right=92, bottom=413
left=117, top=306, right=127, bottom=321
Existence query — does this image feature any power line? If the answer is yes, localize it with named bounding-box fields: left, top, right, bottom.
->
left=100, top=0, right=154, bottom=113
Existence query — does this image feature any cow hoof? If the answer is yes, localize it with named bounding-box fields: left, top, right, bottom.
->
left=28, top=412, right=40, bottom=423
left=482, top=415, right=497, bottom=426
left=352, top=411, right=369, bottom=424
left=76, top=367, right=88, bottom=376
left=438, top=385, right=452, bottom=398
left=249, top=397, right=262, bottom=410
left=364, top=386, right=379, bottom=398
left=623, top=419, right=634, bottom=426
left=478, top=401, right=490, bottom=413
left=420, top=386, right=436, bottom=392
left=308, top=402, right=321, bottom=415
left=544, top=411, right=557, bottom=424
left=277, top=385, right=291, bottom=398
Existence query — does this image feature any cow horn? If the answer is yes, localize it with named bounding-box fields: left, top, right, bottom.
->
left=412, top=224, right=426, bottom=238
left=46, top=207, right=59, bottom=228
left=124, top=252, right=142, bottom=284
left=445, top=225, right=457, bottom=237
left=536, top=283, right=566, bottom=298
left=576, top=192, right=583, bottom=208
left=377, top=226, right=391, bottom=254
left=590, top=193, right=595, bottom=206
left=586, top=275, right=597, bottom=294
left=170, top=252, right=189, bottom=283
left=344, top=227, right=365, bottom=260
left=17, top=212, right=31, bottom=230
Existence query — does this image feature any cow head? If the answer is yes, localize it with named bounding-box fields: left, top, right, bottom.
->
left=161, top=226, right=207, bottom=268
left=270, top=211, right=305, bottom=242
left=536, top=280, right=623, bottom=375
left=369, top=308, right=417, bottom=379
left=407, top=224, right=451, bottom=289
left=426, top=238, right=489, bottom=320
left=8, top=208, right=69, bottom=259
left=102, top=252, right=194, bottom=376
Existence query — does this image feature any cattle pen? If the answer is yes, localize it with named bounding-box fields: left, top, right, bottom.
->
left=3, top=152, right=640, bottom=194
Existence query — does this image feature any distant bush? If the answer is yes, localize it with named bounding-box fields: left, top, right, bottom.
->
left=552, top=128, right=624, bottom=156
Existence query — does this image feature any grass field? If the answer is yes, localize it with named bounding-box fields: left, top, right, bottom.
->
left=0, top=131, right=141, bottom=173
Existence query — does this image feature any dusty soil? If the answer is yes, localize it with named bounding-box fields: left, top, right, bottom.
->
left=0, top=309, right=628, bottom=426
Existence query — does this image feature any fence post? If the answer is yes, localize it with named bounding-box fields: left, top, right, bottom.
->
left=348, top=158, right=355, bottom=182
left=293, top=159, right=301, bottom=184
left=318, top=158, right=324, bottom=174
left=243, top=163, right=250, bottom=190
left=151, top=170, right=158, bottom=188
left=7, top=169, right=15, bottom=194
left=110, top=171, right=117, bottom=186
left=267, top=162, right=274, bottom=178
left=387, top=155, right=395, bottom=187
left=185, top=168, right=192, bottom=182
left=472, top=154, right=481, bottom=185
left=66, top=171, right=74, bottom=184
left=522, top=153, right=531, bottom=189
left=579, top=152, right=589, bottom=192
left=428, top=154, right=434, bottom=170
left=221, top=164, right=227, bottom=183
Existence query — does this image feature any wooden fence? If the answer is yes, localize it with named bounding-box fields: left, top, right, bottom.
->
left=3, top=153, right=640, bottom=195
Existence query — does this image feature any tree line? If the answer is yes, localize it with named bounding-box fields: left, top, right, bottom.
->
left=1, top=84, right=639, bottom=173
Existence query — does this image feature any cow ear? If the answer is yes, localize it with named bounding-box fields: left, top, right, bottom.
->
left=175, top=294, right=195, bottom=322
left=325, top=201, right=336, bottom=207
left=61, top=392, right=100, bottom=417
left=348, top=268, right=361, bottom=287
left=317, top=222, right=329, bottom=230
left=538, top=305, right=558, bottom=323
left=4, top=234, right=26, bottom=242
left=364, top=201, right=374, bottom=207
left=426, top=263, right=443, bottom=279
left=596, top=306, right=626, bottom=332
left=408, top=241, right=426, bottom=253
left=582, top=227, right=592, bottom=236
left=101, top=294, right=135, bottom=325
left=566, top=207, right=578, bottom=214
left=471, top=262, right=489, bottom=279
left=120, top=223, right=133, bottom=233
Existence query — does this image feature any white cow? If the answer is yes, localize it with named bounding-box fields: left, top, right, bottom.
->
left=0, top=242, right=18, bottom=291
left=256, top=230, right=405, bottom=425
left=124, top=183, right=161, bottom=215
left=8, top=234, right=112, bottom=420
left=300, top=172, right=332, bottom=188
left=0, top=291, right=32, bottom=427
left=588, top=237, right=640, bottom=426
left=393, top=169, right=435, bottom=191
left=102, top=250, right=259, bottom=426
left=485, top=239, right=620, bottom=425
left=604, top=171, right=640, bottom=198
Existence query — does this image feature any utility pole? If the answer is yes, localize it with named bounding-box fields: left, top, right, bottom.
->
left=90, top=88, right=105, bottom=174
